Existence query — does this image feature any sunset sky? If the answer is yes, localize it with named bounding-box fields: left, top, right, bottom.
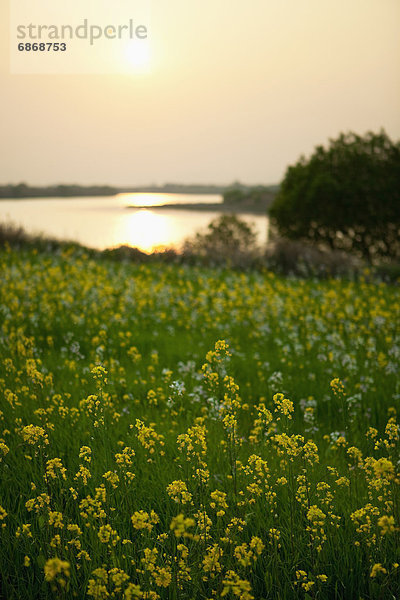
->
left=1, top=0, right=399, bottom=187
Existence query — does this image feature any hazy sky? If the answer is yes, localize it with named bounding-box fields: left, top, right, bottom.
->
left=1, top=0, right=399, bottom=187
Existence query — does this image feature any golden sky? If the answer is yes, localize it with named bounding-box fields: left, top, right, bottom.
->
left=1, top=0, right=399, bottom=187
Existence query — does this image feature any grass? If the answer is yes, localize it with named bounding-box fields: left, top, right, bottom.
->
left=0, top=244, right=399, bottom=599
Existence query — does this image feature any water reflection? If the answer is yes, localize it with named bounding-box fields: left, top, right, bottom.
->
left=118, top=209, right=171, bottom=251
left=0, top=195, right=268, bottom=252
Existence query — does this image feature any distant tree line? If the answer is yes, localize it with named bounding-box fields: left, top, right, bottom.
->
left=126, top=183, right=227, bottom=194
left=0, top=182, right=231, bottom=199
left=0, top=182, right=280, bottom=200
left=0, top=183, right=118, bottom=199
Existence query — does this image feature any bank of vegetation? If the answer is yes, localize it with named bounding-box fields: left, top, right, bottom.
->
left=0, top=240, right=399, bottom=599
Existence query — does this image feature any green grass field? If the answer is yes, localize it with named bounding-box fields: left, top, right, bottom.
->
left=0, top=245, right=399, bottom=599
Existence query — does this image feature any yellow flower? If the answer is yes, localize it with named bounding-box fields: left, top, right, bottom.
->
left=335, top=476, right=350, bottom=487
left=67, top=523, right=83, bottom=536
left=303, top=440, right=319, bottom=464
left=125, top=582, right=143, bottom=599
left=234, top=544, right=253, bottom=567
left=370, top=563, right=387, bottom=578
left=268, top=528, right=281, bottom=547
left=46, top=458, right=67, bottom=481
left=170, top=514, right=195, bottom=538
left=378, top=515, right=396, bottom=535
left=141, top=547, right=158, bottom=572
left=0, top=442, right=9, bottom=460
left=75, top=465, right=92, bottom=486
left=131, top=510, right=158, bottom=532
left=276, top=477, right=287, bottom=486
left=303, top=581, right=315, bottom=592
left=372, top=457, right=394, bottom=479
left=115, top=446, right=135, bottom=467
left=98, top=524, right=120, bottom=546
left=77, top=550, right=91, bottom=562
left=330, top=378, right=345, bottom=396
left=166, top=480, right=192, bottom=504
left=25, top=493, right=50, bottom=513
left=210, top=489, right=228, bottom=515
left=48, top=511, right=64, bottom=529
left=250, top=536, right=264, bottom=556
left=366, top=427, right=378, bottom=439
left=109, top=567, right=129, bottom=592
left=44, top=557, right=70, bottom=582
left=273, top=393, right=294, bottom=419
left=202, top=544, right=223, bottom=576
left=50, top=534, right=62, bottom=548
left=221, top=570, right=253, bottom=600
left=79, top=446, right=92, bottom=462
left=136, top=420, right=165, bottom=455
left=154, top=566, right=172, bottom=587
left=103, top=470, right=120, bottom=489
left=87, top=567, right=108, bottom=598
left=91, top=365, right=108, bottom=385
left=21, top=424, right=49, bottom=446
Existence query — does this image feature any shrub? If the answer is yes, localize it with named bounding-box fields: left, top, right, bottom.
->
left=182, top=214, right=261, bottom=268
left=265, top=238, right=362, bottom=279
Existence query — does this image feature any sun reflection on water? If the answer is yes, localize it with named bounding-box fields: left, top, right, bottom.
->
left=117, top=209, right=172, bottom=252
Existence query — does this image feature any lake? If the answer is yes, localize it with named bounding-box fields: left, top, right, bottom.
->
left=0, top=193, right=269, bottom=252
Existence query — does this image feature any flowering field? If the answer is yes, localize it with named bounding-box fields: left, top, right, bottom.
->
left=0, top=245, right=399, bottom=599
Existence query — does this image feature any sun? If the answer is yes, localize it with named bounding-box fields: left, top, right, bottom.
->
left=124, top=40, right=151, bottom=72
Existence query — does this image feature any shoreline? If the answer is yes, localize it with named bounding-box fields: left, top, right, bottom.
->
left=126, top=202, right=269, bottom=215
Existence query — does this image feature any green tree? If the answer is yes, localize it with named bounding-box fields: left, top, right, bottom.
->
left=183, top=214, right=259, bottom=267
left=269, top=130, right=400, bottom=261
